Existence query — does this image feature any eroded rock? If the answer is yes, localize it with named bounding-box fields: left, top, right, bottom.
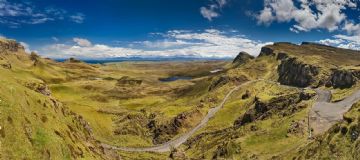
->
left=277, top=57, right=319, bottom=87
left=326, top=69, right=357, bottom=89
left=232, top=51, right=254, bottom=64
left=0, top=39, right=24, bottom=53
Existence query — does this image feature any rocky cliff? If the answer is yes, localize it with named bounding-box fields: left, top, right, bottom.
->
left=277, top=57, right=320, bottom=87
left=232, top=51, right=254, bottom=64
left=326, top=69, right=359, bottom=89
left=0, top=39, right=24, bottom=53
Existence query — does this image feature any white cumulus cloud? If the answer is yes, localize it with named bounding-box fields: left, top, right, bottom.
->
left=257, top=0, right=357, bottom=32
left=40, top=29, right=272, bottom=59
left=73, top=38, right=92, bottom=47
left=200, top=0, right=228, bottom=21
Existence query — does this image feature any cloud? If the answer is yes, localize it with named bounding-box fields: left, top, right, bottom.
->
left=73, top=38, right=92, bottom=47
left=200, top=6, right=219, bottom=21
left=0, top=0, right=84, bottom=27
left=0, top=33, right=5, bottom=38
left=200, top=0, right=228, bottom=21
left=40, top=29, right=272, bottom=59
left=256, top=0, right=357, bottom=32
left=19, top=42, right=31, bottom=53
left=70, top=13, right=85, bottom=23
left=52, top=37, right=59, bottom=42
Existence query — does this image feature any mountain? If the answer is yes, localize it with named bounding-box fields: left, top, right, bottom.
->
left=0, top=38, right=359, bottom=160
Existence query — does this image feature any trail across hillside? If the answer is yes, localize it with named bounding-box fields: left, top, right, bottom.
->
left=102, top=80, right=254, bottom=152
left=102, top=79, right=360, bottom=152
left=310, top=88, right=360, bottom=135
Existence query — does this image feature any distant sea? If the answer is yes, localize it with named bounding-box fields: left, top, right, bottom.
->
left=54, top=57, right=232, bottom=64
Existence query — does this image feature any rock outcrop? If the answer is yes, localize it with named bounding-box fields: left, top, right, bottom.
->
left=277, top=57, right=319, bottom=87
left=0, top=39, right=24, bottom=53
left=151, top=109, right=202, bottom=144
left=24, top=82, right=52, bottom=96
left=326, top=69, right=358, bottom=89
left=258, top=46, right=275, bottom=57
left=0, top=62, right=11, bottom=69
left=209, top=76, right=230, bottom=91
left=116, top=76, right=142, bottom=86
left=234, top=92, right=313, bottom=128
left=232, top=51, right=254, bottom=64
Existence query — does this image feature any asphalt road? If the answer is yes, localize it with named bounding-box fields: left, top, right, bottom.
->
left=102, top=80, right=360, bottom=152
left=310, top=88, right=360, bottom=135
left=102, top=80, right=253, bottom=152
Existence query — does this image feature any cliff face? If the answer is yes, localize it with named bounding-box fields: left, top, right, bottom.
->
left=277, top=57, right=319, bottom=87
left=326, top=69, right=359, bottom=89
left=258, top=46, right=275, bottom=57
left=0, top=39, right=24, bottom=53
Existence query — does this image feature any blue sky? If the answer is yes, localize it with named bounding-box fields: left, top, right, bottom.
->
left=0, top=0, right=359, bottom=59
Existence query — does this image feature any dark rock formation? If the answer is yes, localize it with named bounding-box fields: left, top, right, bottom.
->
left=67, top=57, right=82, bottom=63
left=234, top=92, right=313, bottom=128
left=232, top=51, right=254, bottom=64
left=209, top=76, right=230, bottom=91
left=258, top=46, right=275, bottom=57
left=209, top=75, right=248, bottom=91
left=0, top=63, right=11, bottom=69
left=276, top=52, right=289, bottom=60
left=326, top=69, right=357, bottom=89
left=277, top=57, right=319, bottom=87
left=212, top=141, right=241, bottom=160
left=241, top=90, right=251, bottom=99
left=151, top=109, right=201, bottom=144
left=116, top=76, right=142, bottom=86
left=0, top=39, right=24, bottom=53
left=25, top=82, right=51, bottom=96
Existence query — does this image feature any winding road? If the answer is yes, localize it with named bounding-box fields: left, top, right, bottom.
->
left=310, top=88, right=360, bottom=135
left=102, top=79, right=360, bottom=152
left=102, top=80, right=255, bottom=152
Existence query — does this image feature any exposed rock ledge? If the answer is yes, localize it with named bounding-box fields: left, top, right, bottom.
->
left=277, top=56, right=319, bottom=87
left=326, top=69, right=360, bottom=89
left=0, top=39, right=24, bottom=53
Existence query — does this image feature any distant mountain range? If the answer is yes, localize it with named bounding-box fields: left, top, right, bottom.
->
left=54, top=56, right=233, bottom=64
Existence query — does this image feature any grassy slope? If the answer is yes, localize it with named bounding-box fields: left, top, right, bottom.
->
left=1, top=38, right=359, bottom=159
left=0, top=39, right=116, bottom=159
left=285, top=102, right=360, bottom=160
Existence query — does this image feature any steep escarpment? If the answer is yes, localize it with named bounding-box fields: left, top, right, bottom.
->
left=277, top=57, right=320, bottom=87
left=257, top=42, right=360, bottom=88
left=326, top=69, right=360, bottom=89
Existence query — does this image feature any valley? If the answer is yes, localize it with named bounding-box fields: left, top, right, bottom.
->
left=0, top=38, right=360, bottom=160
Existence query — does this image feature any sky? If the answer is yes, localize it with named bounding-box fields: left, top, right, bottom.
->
left=0, top=0, right=359, bottom=59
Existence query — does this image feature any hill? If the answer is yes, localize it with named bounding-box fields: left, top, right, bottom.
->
left=0, top=38, right=359, bottom=160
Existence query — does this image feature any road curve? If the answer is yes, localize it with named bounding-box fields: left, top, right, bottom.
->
left=310, top=88, right=360, bottom=135
left=102, top=78, right=360, bottom=152
left=102, top=80, right=256, bottom=152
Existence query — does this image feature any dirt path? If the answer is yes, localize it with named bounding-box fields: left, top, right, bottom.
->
left=310, top=88, right=360, bottom=135
left=102, top=80, right=255, bottom=152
